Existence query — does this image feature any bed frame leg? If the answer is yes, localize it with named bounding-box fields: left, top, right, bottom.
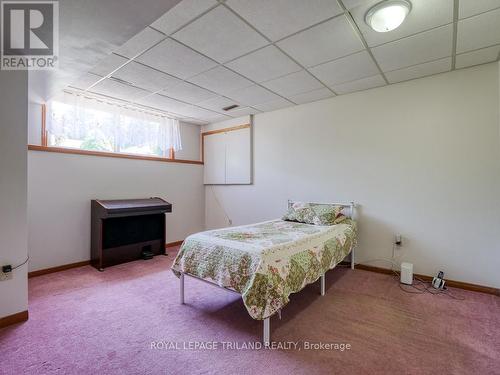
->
left=351, top=247, right=355, bottom=270
left=263, top=318, right=270, bottom=346
left=180, top=273, right=185, bottom=304
left=320, top=273, right=326, bottom=296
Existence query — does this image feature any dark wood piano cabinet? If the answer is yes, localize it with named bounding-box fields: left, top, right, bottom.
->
left=91, top=198, right=172, bottom=271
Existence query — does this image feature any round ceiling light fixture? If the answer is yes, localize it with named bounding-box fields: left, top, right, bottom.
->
left=365, top=0, right=412, bottom=33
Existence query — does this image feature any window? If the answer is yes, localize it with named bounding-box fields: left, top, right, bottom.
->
left=46, top=94, right=182, bottom=158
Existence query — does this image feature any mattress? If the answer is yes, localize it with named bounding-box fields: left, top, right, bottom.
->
left=172, top=219, right=357, bottom=320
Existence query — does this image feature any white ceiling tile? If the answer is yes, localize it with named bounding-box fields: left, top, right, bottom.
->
left=227, top=85, right=282, bottom=106
left=176, top=105, right=222, bottom=120
left=372, top=24, right=453, bottom=72
left=89, top=54, right=129, bottom=76
left=253, top=98, right=294, bottom=112
left=114, top=27, right=166, bottom=59
left=287, top=87, right=334, bottom=104
left=89, top=79, right=150, bottom=101
left=341, top=0, right=370, bottom=8
left=187, top=66, right=253, bottom=96
left=261, top=70, right=324, bottom=97
left=456, top=8, right=500, bottom=53
left=309, top=51, right=380, bottom=86
left=459, top=0, right=500, bottom=19
left=180, top=118, right=209, bottom=125
left=455, top=45, right=500, bottom=69
left=385, top=57, right=451, bottom=84
left=226, top=107, right=260, bottom=117
left=161, top=81, right=217, bottom=104
left=136, top=38, right=217, bottom=80
left=201, top=113, right=232, bottom=122
left=197, top=96, right=241, bottom=113
left=277, top=16, right=364, bottom=67
left=225, top=45, right=301, bottom=83
left=331, top=74, right=386, bottom=94
left=151, top=0, right=218, bottom=35
left=172, top=6, right=269, bottom=63
left=226, top=0, right=343, bottom=41
left=112, top=62, right=182, bottom=92
left=349, top=0, right=454, bottom=47
left=135, top=94, right=190, bottom=112
left=69, top=73, right=103, bottom=90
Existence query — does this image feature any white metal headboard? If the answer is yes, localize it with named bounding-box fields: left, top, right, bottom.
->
left=287, top=200, right=356, bottom=219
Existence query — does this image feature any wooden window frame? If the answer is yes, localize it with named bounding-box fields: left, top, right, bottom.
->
left=32, top=104, right=203, bottom=165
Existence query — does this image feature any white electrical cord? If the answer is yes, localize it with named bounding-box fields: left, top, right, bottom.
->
left=351, top=240, right=464, bottom=300
left=209, top=185, right=232, bottom=226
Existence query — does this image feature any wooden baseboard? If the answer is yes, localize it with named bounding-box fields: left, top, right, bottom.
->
left=29, top=241, right=184, bottom=278
left=0, top=310, right=28, bottom=329
left=165, top=240, right=183, bottom=248
left=354, top=264, right=394, bottom=275
left=28, top=260, right=91, bottom=278
left=354, top=263, right=499, bottom=296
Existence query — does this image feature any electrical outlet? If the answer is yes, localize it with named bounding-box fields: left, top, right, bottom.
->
left=0, top=271, right=13, bottom=281
left=395, top=234, right=402, bottom=246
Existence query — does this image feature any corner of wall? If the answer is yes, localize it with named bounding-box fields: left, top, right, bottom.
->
left=0, top=70, right=29, bottom=319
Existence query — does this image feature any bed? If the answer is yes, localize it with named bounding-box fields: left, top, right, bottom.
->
left=172, top=201, right=357, bottom=345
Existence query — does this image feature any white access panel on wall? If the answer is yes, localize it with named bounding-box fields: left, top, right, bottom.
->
left=225, top=127, right=251, bottom=184
left=203, top=132, right=226, bottom=184
left=203, top=125, right=252, bottom=185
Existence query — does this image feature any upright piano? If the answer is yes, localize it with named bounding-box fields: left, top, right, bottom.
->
left=91, top=198, right=172, bottom=271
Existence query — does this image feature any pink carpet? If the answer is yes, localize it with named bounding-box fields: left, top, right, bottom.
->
left=1, top=247, right=499, bottom=375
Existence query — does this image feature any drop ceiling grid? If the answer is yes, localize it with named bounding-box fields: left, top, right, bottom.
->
left=81, top=65, right=227, bottom=123
left=81, top=39, right=240, bottom=121
left=167, top=0, right=397, bottom=98
left=79, top=1, right=235, bottom=121
left=336, top=0, right=389, bottom=85
left=451, top=0, right=459, bottom=69
left=119, top=53, right=253, bottom=115
left=135, top=2, right=308, bottom=110
left=81, top=0, right=345, bottom=115
left=219, top=1, right=340, bottom=96
left=166, top=31, right=311, bottom=106
left=162, top=35, right=301, bottom=109
left=73, top=0, right=500, bottom=123
left=120, top=53, right=240, bottom=112
left=91, top=28, right=289, bottom=117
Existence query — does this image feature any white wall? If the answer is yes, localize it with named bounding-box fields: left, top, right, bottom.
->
left=0, top=71, right=29, bottom=318
left=175, top=122, right=201, bottom=161
left=27, top=101, right=42, bottom=145
left=204, top=63, right=500, bottom=288
left=28, top=152, right=204, bottom=271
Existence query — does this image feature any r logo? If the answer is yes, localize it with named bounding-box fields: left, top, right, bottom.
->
left=1, top=1, right=58, bottom=69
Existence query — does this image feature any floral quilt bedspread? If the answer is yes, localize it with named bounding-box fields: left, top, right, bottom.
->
left=171, top=219, right=357, bottom=320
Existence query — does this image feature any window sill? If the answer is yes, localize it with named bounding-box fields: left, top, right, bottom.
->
left=28, top=145, right=203, bottom=165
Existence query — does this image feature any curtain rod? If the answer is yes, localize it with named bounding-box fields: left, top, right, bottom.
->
left=61, top=89, right=180, bottom=120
